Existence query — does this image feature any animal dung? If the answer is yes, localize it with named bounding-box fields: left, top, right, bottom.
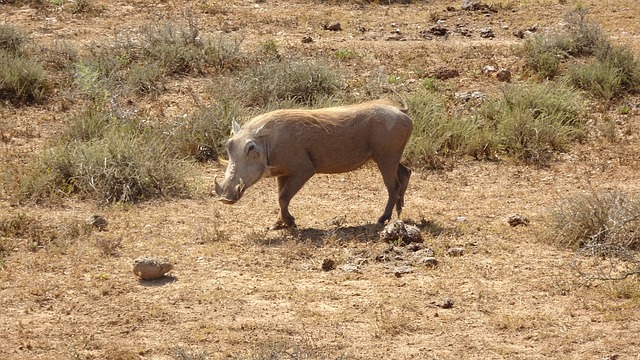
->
left=133, top=257, right=173, bottom=280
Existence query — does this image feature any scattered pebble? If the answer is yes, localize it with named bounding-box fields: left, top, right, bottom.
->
left=507, top=214, right=530, bottom=227
left=321, top=258, right=336, bottom=271
left=380, top=220, right=423, bottom=244
left=447, top=247, right=465, bottom=257
left=87, top=215, right=108, bottom=231
left=324, top=22, right=341, bottom=31
left=479, top=28, right=495, bottom=38
left=133, top=257, right=174, bottom=280
left=496, top=69, right=512, bottom=82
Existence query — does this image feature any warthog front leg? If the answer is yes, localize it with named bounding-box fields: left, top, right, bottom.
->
left=270, top=172, right=314, bottom=230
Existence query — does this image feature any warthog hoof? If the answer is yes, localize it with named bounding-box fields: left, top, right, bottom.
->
left=269, top=220, right=297, bottom=231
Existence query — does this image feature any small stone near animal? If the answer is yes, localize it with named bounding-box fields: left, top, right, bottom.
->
left=301, top=36, right=313, bottom=43
left=483, top=65, right=496, bottom=74
left=339, top=264, right=360, bottom=273
left=428, top=25, right=448, bottom=37
left=394, top=266, right=415, bottom=277
left=479, top=28, right=495, bottom=38
left=440, top=298, right=454, bottom=309
left=507, top=214, right=530, bottom=227
left=418, top=257, right=439, bottom=267
left=87, top=215, right=108, bottom=231
left=321, top=258, right=336, bottom=271
left=496, top=69, right=511, bottom=82
left=446, top=247, right=465, bottom=257
left=461, top=0, right=482, bottom=11
left=133, top=257, right=173, bottom=280
left=432, top=67, right=459, bottom=80
left=380, top=220, right=423, bottom=244
left=324, top=22, right=341, bottom=31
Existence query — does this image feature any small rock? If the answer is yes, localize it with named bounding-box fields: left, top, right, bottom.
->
left=440, top=298, right=454, bottom=308
left=455, top=26, right=473, bottom=37
left=479, top=28, right=495, bottom=38
left=461, top=0, right=482, bottom=11
left=406, top=243, right=425, bottom=252
left=432, top=67, right=459, bottom=80
left=418, top=257, right=439, bottom=267
left=301, top=36, right=313, bottom=44
left=133, top=257, right=173, bottom=280
left=87, top=215, right=108, bottom=231
left=428, top=25, right=448, bottom=37
left=324, top=22, right=341, bottom=31
left=386, top=33, right=404, bottom=41
left=339, top=264, right=360, bottom=273
left=380, top=220, right=423, bottom=244
left=496, top=69, right=511, bottom=82
left=447, top=247, right=465, bottom=257
left=507, top=214, right=530, bottom=227
left=456, top=216, right=467, bottom=222
left=321, top=258, right=336, bottom=271
left=394, top=266, right=415, bottom=277
left=413, top=248, right=436, bottom=258
left=482, top=65, right=496, bottom=74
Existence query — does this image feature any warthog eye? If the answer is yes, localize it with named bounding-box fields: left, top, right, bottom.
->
left=246, top=142, right=256, bottom=155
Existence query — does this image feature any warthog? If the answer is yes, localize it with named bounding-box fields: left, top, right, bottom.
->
left=214, top=100, right=413, bottom=230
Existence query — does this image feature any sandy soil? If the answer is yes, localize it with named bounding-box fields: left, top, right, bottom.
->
left=1, top=0, right=639, bottom=359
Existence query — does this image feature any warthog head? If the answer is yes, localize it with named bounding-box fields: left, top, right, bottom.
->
left=214, top=119, right=269, bottom=204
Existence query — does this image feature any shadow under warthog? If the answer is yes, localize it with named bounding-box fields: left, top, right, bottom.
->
left=253, top=218, right=447, bottom=247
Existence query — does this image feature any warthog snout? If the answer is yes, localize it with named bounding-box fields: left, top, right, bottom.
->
left=214, top=175, right=245, bottom=204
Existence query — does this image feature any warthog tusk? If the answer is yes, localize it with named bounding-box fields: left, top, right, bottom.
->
left=214, top=175, right=223, bottom=196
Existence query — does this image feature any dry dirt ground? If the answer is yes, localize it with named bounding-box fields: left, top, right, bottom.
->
left=1, top=0, right=640, bottom=359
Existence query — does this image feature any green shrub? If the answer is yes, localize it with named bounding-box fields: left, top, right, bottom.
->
left=0, top=24, right=25, bottom=54
left=405, top=91, right=483, bottom=168
left=477, top=82, right=585, bottom=165
left=521, top=35, right=564, bottom=80
left=563, top=6, right=608, bottom=57
left=521, top=7, right=610, bottom=79
left=167, top=101, right=242, bottom=162
left=234, top=59, right=342, bottom=107
left=139, top=19, right=242, bottom=76
left=568, top=61, right=622, bottom=101
left=127, top=62, right=163, bottom=95
left=63, top=107, right=114, bottom=142
left=20, top=124, right=189, bottom=203
left=596, top=44, right=640, bottom=93
left=0, top=50, right=48, bottom=104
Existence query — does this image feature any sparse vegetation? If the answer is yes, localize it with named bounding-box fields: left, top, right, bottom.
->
left=475, top=81, right=585, bottom=164
left=231, top=58, right=343, bottom=107
left=0, top=50, right=49, bottom=104
left=20, top=122, right=190, bottom=203
left=0, top=24, right=25, bottom=54
left=3, top=1, right=640, bottom=359
left=407, top=81, right=585, bottom=167
left=551, top=191, right=640, bottom=250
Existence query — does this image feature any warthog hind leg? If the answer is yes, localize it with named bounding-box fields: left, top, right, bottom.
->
left=396, top=163, right=411, bottom=216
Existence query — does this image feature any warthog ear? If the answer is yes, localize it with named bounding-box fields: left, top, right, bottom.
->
left=232, top=117, right=241, bottom=135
